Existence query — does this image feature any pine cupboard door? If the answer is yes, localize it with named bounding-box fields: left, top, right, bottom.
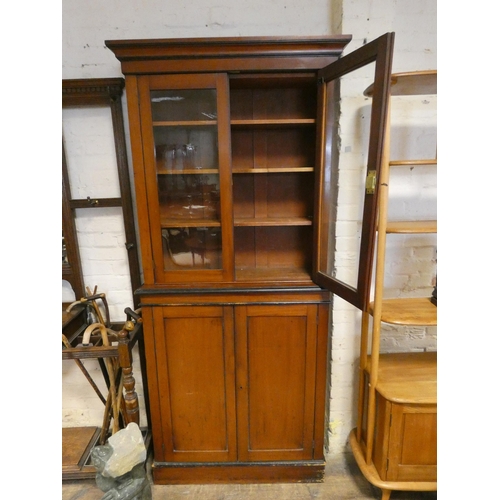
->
left=137, top=73, right=234, bottom=285
left=235, top=304, right=320, bottom=461
left=386, top=403, right=437, bottom=482
left=314, top=32, right=395, bottom=311
left=152, top=305, right=237, bottom=462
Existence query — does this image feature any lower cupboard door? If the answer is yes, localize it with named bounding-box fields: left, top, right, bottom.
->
left=235, top=304, right=319, bottom=461
left=387, top=403, right=437, bottom=481
left=153, top=305, right=237, bottom=462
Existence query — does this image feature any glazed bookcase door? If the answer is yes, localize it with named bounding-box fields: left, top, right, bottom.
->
left=314, top=33, right=394, bottom=310
left=138, top=73, right=234, bottom=284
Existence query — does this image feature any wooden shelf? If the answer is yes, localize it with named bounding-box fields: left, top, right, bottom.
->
left=62, top=426, right=100, bottom=480
left=157, top=168, right=219, bottom=175
left=389, top=159, right=437, bottom=167
left=161, top=218, right=221, bottom=228
left=385, top=220, right=437, bottom=234
left=231, top=119, right=315, bottom=128
left=235, top=217, right=312, bottom=227
left=153, top=120, right=217, bottom=127
left=161, top=217, right=313, bottom=228
left=369, top=297, right=437, bottom=326
left=365, top=352, right=437, bottom=404
left=364, top=70, right=437, bottom=97
left=233, top=167, right=314, bottom=174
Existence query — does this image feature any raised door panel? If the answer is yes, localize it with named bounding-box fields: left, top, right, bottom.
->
left=153, top=305, right=237, bottom=462
left=235, top=304, right=318, bottom=461
left=386, top=403, right=437, bottom=481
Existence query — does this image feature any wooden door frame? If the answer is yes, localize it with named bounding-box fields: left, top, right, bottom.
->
left=313, top=32, right=395, bottom=311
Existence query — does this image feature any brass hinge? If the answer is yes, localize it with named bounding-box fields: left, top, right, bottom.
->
left=365, top=170, right=377, bottom=194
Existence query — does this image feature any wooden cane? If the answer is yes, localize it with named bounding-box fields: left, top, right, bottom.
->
left=82, top=323, right=120, bottom=434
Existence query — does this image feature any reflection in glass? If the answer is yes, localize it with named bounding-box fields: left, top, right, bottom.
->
left=152, top=87, right=222, bottom=272
left=154, top=126, right=218, bottom=172
left=151, top=90, right=217, bottom=122
left=62, top=232, right=68, bottom=264
left=162, top=227, right=222, bottom=270
left=324, top=62, right=375, bottom=289
left=158, top=174, right=220, bottom=221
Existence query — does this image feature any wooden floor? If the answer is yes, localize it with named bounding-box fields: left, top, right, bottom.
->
left=62, top=453, right=437, bottom=500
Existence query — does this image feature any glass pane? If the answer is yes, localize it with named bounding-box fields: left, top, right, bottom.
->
left=321, top=61, right=376, bottom=289
left=162, top=227, right=222, bottom=270
left=151, top=87, right=222, bottom=271
left=154, top=126, right=218, bottom=172
left=151, top=90, right=217, bottom=122
left=62, top=231, right=68, bottom=264
left=157, top=173, right=220, bottom=221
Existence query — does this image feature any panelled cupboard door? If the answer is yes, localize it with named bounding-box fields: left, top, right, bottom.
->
left=314, top=32, right=395, bottom=311
left=235, top=304, right=319, bottom=461
left=152, top=305, right=237, bottom=462
left=386, top=403, right=437, bottom=482
left=137, top=74, right=234, bottom=284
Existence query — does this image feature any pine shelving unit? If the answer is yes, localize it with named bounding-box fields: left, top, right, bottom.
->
left=349, top=70, right=437, bottom=500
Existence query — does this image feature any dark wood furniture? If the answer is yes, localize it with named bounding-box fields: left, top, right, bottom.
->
left=62, top=78, right=149, bottom=480
left=105, top=34, right=395, bottom=484
left=62, top=307, right=145, bottom=480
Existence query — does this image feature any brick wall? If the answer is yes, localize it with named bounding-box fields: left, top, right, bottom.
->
left=62, top=0, right=437, bottom=455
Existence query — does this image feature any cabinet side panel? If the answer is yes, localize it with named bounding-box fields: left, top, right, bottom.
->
left=125, top=75, right=154, bottom=283
left=372, top=394, right=391, bottom=480
left=142, top=307, right=165, bottom=461
left=313, top=303, right=329, bottom=459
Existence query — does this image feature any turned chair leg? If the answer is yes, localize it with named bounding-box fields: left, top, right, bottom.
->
left=118, top=323, right=140, bottom=426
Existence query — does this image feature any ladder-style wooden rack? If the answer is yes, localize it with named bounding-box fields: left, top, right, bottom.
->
left=349, top=71, right=437, bottom=500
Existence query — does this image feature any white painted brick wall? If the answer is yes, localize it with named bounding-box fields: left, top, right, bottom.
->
left=62, top=0, right=436, bottom=456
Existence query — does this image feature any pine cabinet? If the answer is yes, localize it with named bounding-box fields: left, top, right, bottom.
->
left=375, top=400, right=437, bottom=482
left=362, top=353, right=437, bottom=483
left=349, top=71, right=437, bottom=500
left=106, top=34, right=395, bottom=483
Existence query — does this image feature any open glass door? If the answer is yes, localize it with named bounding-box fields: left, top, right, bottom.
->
left=313, top=33, right=395, bottom=311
